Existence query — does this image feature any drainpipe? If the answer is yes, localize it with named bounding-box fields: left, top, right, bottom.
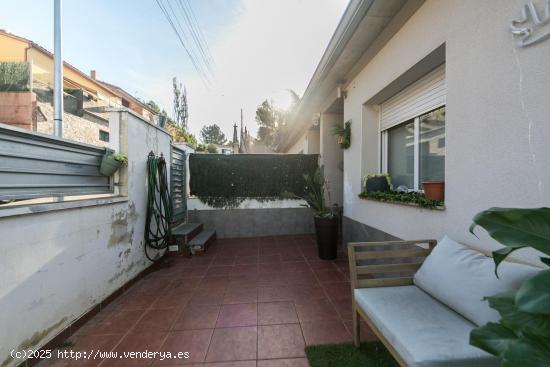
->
left=53, top=0, right=63, bottom=137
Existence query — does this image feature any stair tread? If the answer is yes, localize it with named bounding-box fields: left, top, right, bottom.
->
left=172, top=223, right=202, bottom=236
left=189, top=229, right=216, bottom=245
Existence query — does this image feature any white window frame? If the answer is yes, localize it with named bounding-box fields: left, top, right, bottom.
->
left=381, top=107, right=444, bottom=192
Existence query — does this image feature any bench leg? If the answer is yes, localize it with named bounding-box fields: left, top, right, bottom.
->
left=352, top=305, right=360, bottom=348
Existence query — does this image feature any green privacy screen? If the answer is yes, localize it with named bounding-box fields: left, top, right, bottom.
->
left=189, top=153, right=318, bottom=208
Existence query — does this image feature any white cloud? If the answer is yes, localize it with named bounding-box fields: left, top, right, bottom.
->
left=172, top=0, right=348, bottom=139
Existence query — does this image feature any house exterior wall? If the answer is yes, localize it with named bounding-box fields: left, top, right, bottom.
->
left=342, top=0, right=550, bottom=265
left=0, top=34, right=27, bottom=61
left=286, top=128, right=320, bottom=154
left=0, top=110, right=171, bottom=366
left=320, top=113, right=343, bottom=206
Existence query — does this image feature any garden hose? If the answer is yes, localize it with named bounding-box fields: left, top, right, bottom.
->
left=144, top=151, right=172, bottom=261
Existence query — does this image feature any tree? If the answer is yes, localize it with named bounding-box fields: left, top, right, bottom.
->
left=173, top=77, right=188, bottom=129
left=206, top=144, right=218, bottom=154
left=200, top=124, right=227, bottom=145
left=255, top=90, right=301, bottom=149
left=146, top=100, right=161, bottom=114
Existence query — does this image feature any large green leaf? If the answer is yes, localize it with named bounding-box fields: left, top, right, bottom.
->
left=470, top=207, right=550, bottom=268
left=516, top=269, right=550, bottom=315
left=469, top=322, right=518, bottom=356
left=488, top=291, right=550, bottom=338
left=502, top=339, right=550, bottom=367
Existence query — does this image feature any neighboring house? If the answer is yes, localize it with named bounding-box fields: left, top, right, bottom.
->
left=95, top=76, right=159, bottom=124
left=279, top=0, right=550, bottom=264
left=0, top=30, right=158, bottom=146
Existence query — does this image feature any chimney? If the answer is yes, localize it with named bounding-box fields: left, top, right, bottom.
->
left=90, top=70, right=97, bottom=80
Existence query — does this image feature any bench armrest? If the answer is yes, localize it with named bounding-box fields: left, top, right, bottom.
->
left=348, top=239, right=437, bottom=289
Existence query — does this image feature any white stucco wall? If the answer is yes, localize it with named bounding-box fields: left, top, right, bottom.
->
left=286, top=128, right=320, bottom=154
left=0, top=110, right=171, bottom=366
left=320, top=113, right=344, bottom=206
left=343, top=0, right=550, bottom=265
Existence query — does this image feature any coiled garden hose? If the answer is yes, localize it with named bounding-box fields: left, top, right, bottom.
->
left=144, top=151, right=172, bottom=261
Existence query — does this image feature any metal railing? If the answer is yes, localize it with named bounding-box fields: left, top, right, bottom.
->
left=0, top=123, right=112, bottom=201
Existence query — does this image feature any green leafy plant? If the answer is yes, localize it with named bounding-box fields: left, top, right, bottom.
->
left=0, top=62, right=30, bottom=92
left=358, top=190, right=443, bottom=209
left=469, top=207, right=550, bottom=367
left=332, top=120, right=351, bottom=149
left=296, top=165, right=335, bottom=218
left=362, top=173, right=393, bottom=191
left=110, top=153, right=128, bottom=165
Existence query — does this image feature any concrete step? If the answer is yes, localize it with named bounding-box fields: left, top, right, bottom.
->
left=172, top=222, right=203, bottom=243
left=188, top=229, right=216, bottom=254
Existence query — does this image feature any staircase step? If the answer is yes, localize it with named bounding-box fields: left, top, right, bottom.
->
left=172, top=222, right=203, bottom=242
left=188, top=229, right=216, bottom=254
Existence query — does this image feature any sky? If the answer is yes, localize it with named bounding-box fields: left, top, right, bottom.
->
left=0, top=0, right=348, bottom=139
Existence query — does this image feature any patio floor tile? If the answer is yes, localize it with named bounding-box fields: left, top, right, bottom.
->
left=300, top=320, right=351, bottom=345
left=172, top=304, right=220, bottom=330
left=36, top=236, right=377, bottom=367
left=257, top=358, right=309, bottom=367
left=258, top=302, right=298, bottom=325
left=205, top=327, right=257, bottom=362
left=294, top=299, right=339, bottom=322
left=258, top=324, right=306, bottom=359
left=216, top=303, right=257, bottom=327
left=157, top=329, right=213, bottom=365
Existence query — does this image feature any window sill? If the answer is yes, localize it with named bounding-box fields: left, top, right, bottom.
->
left=358, top=193, right=445, bottom=211
left=0, top=195, right=128, bottom=219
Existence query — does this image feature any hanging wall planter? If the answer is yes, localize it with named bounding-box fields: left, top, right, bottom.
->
left=332, top=120, right=351, bottom=149
left=100, top=151, right=128, bottom=176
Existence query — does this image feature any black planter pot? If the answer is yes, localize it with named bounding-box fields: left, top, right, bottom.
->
left=314, top=216, right=338, bottom=260
left=366, top=176, right=390, bottom=193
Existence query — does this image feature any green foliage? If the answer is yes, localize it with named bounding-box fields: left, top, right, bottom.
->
left=0, top=62, right=30, bottom=92
left=109, top=153, right=128, bottom=165
left=305, top=342, right=399, bottom=367
left=189, top=154, right=318, bottom=208
left=290, top=165, right=335, bottom=218
left=469, top=207, right=550, bottom=367
left=146, top=100, right=161, bottom=114
left=358, top=190, right=443, bottom=209
left=256, top=90, right=301, bottom=149
left=195, top=143, right=207, bottom=152
left=206, top=144, right=218, bottom=153
left=332, top=120, right=351, bottom=149
left=200, top=124, right=227, bottom=145
left=173, top=77, right=188, bottom=129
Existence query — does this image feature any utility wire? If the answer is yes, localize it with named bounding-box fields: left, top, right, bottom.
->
left=155, top=0, right=212, bottom=87
left=179, top=0, right=215, bottom=69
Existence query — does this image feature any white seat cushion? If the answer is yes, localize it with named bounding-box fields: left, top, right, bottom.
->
left=355, top=286, right=499, bottom=367
left=414, top=236, right=540, bottom=326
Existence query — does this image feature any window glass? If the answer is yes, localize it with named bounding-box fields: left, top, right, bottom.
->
left=388, top=120, right=414, bottom=189
left=419, top=107, right=445, bottom=186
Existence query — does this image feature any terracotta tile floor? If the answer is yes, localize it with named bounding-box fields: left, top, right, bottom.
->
left=39, top=235, right=377, bottom=367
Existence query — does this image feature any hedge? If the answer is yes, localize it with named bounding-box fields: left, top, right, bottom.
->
left=0, top=62, right=31, bottom=92
left=189, top=153, right=319, bottom=208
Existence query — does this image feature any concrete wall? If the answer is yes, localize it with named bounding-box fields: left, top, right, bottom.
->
left=187, top=198, right=314, bottom=238
left=342, top=0, right=550, bottom=265
left=0, top=110, right=171, bottom=366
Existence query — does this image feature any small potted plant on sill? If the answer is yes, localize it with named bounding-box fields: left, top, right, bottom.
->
left=422, top=181, right=445, bottom=201
left=100, top=150, right=128, bottom=176
left=289, top=165, right=338, bottom=260
left=363, top=173, right=392, bottom=193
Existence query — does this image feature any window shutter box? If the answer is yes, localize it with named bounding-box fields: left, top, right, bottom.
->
left=380, top=65, right=446, bottom=131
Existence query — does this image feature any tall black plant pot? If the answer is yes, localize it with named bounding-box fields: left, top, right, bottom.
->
left=314, top=216, right=338, bottom=260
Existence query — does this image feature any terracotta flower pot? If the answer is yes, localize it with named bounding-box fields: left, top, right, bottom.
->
left=423, top=181, right=445, bottom=201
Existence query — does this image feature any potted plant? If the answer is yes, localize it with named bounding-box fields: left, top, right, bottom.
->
left=363, top=173, right=392, bottom=193
left=469, top=207, right=550, bottom=366
left=301, top=165, right=338, bottom=260
left=423, top=181, right=445, bottom=201
left=332, top=120, right=351, bottom=149
left=100, top=150, right=128, bottom=176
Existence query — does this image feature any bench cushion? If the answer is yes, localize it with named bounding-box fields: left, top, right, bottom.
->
left=414, top=236, right=540, bottom=326
left=355, top=286, right=499, bottom=367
